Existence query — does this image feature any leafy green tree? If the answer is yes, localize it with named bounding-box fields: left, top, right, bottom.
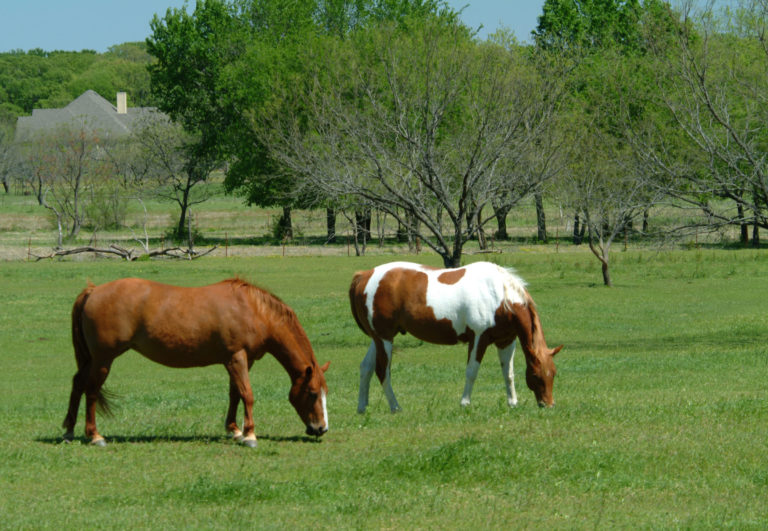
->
left=147, top=0, right=244, bottom=237
left=641, top=1, right=768, bottom=246
left=0, top=47, right=154, bottom=116
left=536, top=0, right=677, bottom=283
left=257, top=15, right=562, bottom=266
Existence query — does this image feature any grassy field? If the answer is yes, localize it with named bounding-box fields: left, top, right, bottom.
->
left=0, top=249, right=766, bottom=528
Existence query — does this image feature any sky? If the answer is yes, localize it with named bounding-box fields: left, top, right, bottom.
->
left=0, top=0, right=545, bottom=54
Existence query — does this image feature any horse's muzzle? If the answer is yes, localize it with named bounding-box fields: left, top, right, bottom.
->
left=306, top=425, right=327, bottom=437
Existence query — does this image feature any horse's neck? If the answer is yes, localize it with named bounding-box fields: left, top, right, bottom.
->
left=512, top=302, right=545, bottom=359
left=267, top=321, right=314, bottom=378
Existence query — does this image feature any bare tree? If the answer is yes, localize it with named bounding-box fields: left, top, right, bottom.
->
left=642, top=0, right=768, bottom=244
left=130, top=113, right=216, bottom=240
left=0, top=123, right=15, bottom=194
left=19, top=125, right=111, bottom=244
left=259, top=21, right=565, bottom=267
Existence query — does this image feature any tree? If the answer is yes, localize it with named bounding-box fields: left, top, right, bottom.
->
left=639, top=0, right=768, bottom=245
left=147, top=0, right=241, bottom=237
left=258, top=17, right=564, bottom=267
left=19, top=125, right=111, bottom=245
left=129, top=113, right=216, bottom=241
left=0, top=118, right=15, bottom=193
left=536, top=0, right=678, bottom=283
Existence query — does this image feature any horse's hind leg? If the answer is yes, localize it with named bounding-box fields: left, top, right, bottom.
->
left=84, top=359, right=114, bottom=446
left=62, top=370, right=87, bottom=441
left=498, top=342, right=518, bottom=407
left=461, top=337, right=482, bottom=407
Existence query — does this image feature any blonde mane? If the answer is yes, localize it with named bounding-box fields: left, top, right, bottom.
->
left=495, top=265, right=529, bottom=311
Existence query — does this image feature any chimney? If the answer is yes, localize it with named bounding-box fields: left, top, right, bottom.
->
left=116, top=92, right=127, bottom=114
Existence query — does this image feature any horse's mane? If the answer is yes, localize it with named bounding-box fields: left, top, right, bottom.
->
left=222, top=277, right=300, bottom=325
left=495, top=265, right=529, bottom=311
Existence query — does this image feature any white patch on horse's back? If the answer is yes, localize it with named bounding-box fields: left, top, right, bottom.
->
left=365, top=261, right=528, bottom=335
left=426, top=262, right=527, bottom=334
left=363, top=261, right=425, bottom=328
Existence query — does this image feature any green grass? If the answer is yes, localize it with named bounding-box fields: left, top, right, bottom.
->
left=0, top=251, right=767, bottom=528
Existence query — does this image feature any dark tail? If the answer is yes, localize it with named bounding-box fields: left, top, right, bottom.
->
left=349, top=272, right=371, bottom=336
left=70, top=283, right=114, bottom=418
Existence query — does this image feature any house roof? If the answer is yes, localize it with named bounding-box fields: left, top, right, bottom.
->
left=15, top=90, right=162, bottom=142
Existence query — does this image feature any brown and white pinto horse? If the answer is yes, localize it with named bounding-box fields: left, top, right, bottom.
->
left=63, top=278, right=329, bottom=447
left=349, top=261, right=562, bottom=412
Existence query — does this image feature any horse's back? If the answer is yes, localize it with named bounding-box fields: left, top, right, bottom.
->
left=79, top=278, right=258, bottom=366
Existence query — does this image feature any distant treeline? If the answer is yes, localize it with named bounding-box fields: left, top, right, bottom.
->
left=0, top=42, right=153, bottom=125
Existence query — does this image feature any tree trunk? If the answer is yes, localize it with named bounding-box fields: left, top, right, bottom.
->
left=355, top=208, right=370, bottom=251
left=493, top=203, right=510, bottom=240
left=177, top=200, right=188, bottom=240
left=738, top=203, right=748, bottom=245
left=587, top=228, right=612, bottom=287
left=278, top=206, right=293, bottom=240
left=535, top=192, right=547, bottom=242
left=601, top=260, right=612, bottom=287
left=326, top=208, right=336, bottom=244
left=404, top=208, right=420, bottom=253
left=476, top=207, right=487, bottom=250
left=573, top=213, right=584, bottom=245
left=643, top=209, right=649, bottom=234
left=752, top=219, right=760, bottom=248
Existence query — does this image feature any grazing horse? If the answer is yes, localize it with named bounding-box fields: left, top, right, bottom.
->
left=349, top=261, right=562, bottom=412
left=63, top=278, right=330, bottom=447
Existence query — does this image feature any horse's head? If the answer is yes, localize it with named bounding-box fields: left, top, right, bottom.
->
left=525, top=345, right=562, bottom=407
left=289, top=361, right=330, bottom=436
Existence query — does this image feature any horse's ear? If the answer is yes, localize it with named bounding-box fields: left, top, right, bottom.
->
left=550, top=345, right=563, bottom=357
left=320, top=361, right=330, bottom=373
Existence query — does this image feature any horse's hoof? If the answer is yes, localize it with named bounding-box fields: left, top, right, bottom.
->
left=62, top=431, right=74, bottom=443
left=241, top=437, right=257, bottom=448
left=90, top=438, right=107, bottom=447
left=231, top=434, right=244, bottom=443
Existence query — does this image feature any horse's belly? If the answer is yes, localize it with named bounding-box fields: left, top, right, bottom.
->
left=400, top=317, right=463, bottom=345
left=131, top=334, right=233, bottom=368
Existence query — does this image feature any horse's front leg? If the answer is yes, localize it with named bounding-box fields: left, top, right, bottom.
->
left=498, top=342, right=518, bottom=407
left=225, top=378, right=243, bottom=442
left=460, top=336, right=487, bottom=407
left=225, top=350, right=256, bottom=448
left=377, top=339, right=401, bottom=413
left=360, top=338, right=400, bottom=413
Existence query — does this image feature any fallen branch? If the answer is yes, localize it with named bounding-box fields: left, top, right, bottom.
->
left=33, top=244, right=217, bottom=261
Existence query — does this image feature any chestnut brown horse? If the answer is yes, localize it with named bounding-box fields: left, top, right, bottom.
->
left=349, top=261, right=562, bottom=412
left=63, top=277, right=329, bottom=447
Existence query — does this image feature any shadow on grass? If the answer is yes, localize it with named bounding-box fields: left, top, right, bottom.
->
left=36, top=433, right=322, bottom=445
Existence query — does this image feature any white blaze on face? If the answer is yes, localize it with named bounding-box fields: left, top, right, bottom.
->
left=321, top=389, right=328, bottom=430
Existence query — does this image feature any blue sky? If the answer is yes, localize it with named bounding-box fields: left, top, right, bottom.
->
left=0, top=1, right=545, bottom=53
